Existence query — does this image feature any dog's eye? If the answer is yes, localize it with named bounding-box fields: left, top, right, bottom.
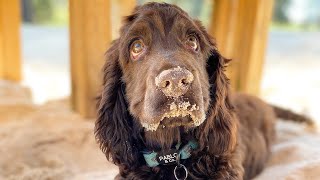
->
left=186, top=35, right=198, bottom=51
left=131, top=39, right=145, bottom=60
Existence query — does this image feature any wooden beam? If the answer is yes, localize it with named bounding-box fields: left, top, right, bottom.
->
left=210, top=0, right=274, bottom=95
left=210, top=0, right=240, bottom=87
left=112, top=0, right=136, bottom=38
left=210, top=0, right=238, bottom=57
left=0, top=0, right=21, bottom=81
left=69, top=0, right=112, bottom=117
left=70, top=0, right=137, bottom=117
left=233, top=0, right=274, bottom=95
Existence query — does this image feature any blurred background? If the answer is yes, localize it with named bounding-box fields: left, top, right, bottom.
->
left=20, top=0, right=320, bottom=120
left=1, top=0, right=320, bottom=179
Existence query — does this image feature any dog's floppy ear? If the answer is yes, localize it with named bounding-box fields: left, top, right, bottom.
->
left=94, top=40, right=140, bottom=168
left=194, top=20, right=237, bottom=155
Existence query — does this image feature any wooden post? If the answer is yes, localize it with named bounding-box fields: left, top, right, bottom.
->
left=235, top=0, right=274, bottom=95
left=69, top=0, right=112, bottom=117
left=210, top=0, right=274, bottom=95
left=0, top=0, right=21, bottom=81
left=112, top=0, right=136, bottom=38
left=70, top=0, right=137, bottom=117
left=210, top=0, right=239, bottom=57
left=210, top=0, right=240, bottom=88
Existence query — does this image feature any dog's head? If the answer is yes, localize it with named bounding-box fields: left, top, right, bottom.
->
left=119, top=4, right=212, bottom=131
left=95, top=3, right=236, bottom=168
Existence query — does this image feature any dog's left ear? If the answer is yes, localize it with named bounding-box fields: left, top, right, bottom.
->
left=194, top=20, right=237, bottom=155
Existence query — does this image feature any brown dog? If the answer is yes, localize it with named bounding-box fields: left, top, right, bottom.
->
left=95, top=3, right=312, bottom=180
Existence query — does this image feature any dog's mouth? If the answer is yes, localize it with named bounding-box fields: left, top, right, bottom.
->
left=159, top=115, right=193, bottom=128
left=142, top=101, right=206, bottom=131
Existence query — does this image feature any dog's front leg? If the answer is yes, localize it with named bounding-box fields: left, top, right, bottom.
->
left=212, top=154, right=244, bottom=180
left=189, top=151, right=244, bottom=180
left=213, top=147, right=245, bottom=180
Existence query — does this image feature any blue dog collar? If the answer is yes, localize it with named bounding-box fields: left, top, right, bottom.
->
left=142, top=140, right=198, bottom=167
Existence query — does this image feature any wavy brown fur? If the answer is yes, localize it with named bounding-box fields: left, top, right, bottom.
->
left=272, top=105, right=314, bottom=125
left=94, top=3, right=311, bottom=180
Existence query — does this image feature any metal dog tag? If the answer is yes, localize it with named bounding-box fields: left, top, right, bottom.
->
left=174, top=164, right=188, bottom=180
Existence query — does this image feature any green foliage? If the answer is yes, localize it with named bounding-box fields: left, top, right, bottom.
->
left=271, top=22, right=320, bottom=32
left=272, top=0, right=290, bottom=23
left=271, top=0, right=320, bottom=31
left=22, top=0, right=68, bottom=26
left=31, top=0, right=53, bottom=23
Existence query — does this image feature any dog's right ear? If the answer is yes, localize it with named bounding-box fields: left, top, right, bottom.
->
left=94, top=40, right=139, bottom=169
left=193, top=20, right=237, bottom=155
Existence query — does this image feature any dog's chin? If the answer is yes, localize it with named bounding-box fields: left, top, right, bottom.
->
left=142, top=114, right=204, bottom=150
left=139, top=92, right=207, bottom=131
left=160, top=116, right=194, bottom=128
left=140, top=101, right=206, bottom=150
left=141, top=104, right=206, bottom=131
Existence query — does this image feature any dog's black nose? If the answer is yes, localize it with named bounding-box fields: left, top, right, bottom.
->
left=155, top=67, right=194, bottom=97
